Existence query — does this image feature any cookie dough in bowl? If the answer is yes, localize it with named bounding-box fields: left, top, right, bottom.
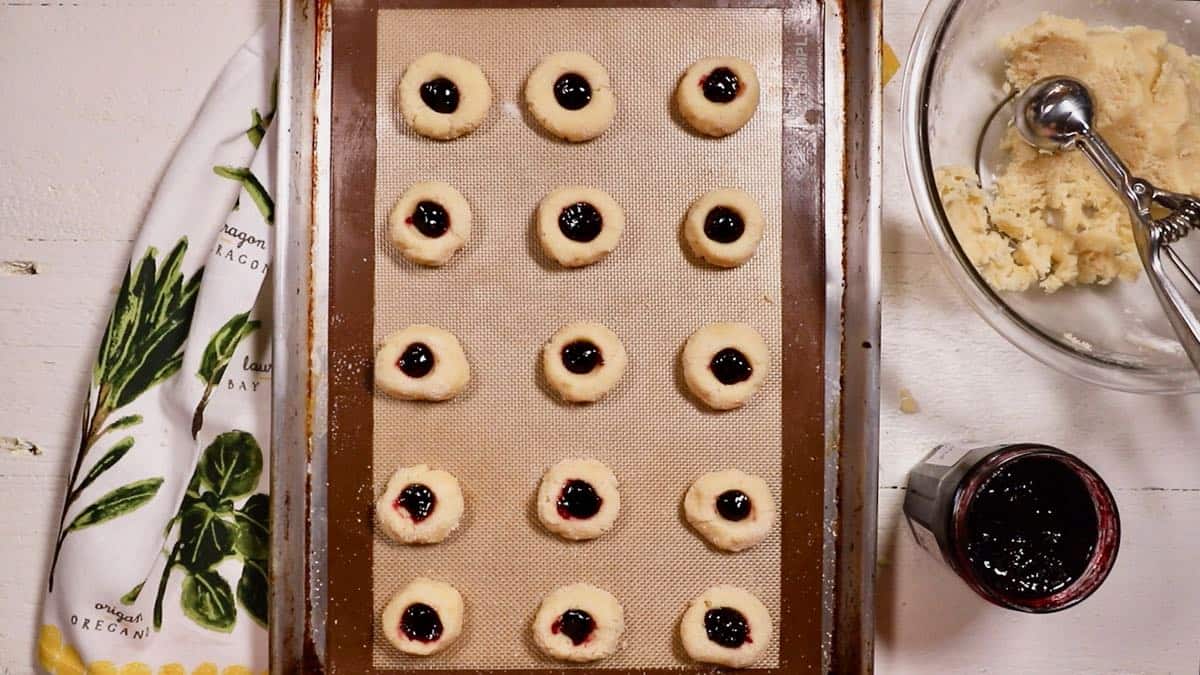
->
left=525, top=51, right=616, bottom=142
left=532, top=583, right=625, bottom=662
left=684, top=469, right=775, bottom=552
left=679, top=585, right=772, bottom=668
left=376, top=464, right=465, bottom=545
left=536, top=458, right=621, bottom=541
left=536, top=187, right=624, bottom=268
left=681, top=322, right=770, bottom=410
left=675, top=56, right=761, bottom=137
left=542, top=322, right=627, bottom=403
left=388, top=181, right=471, bottom=267
left=934, top=15, right=1200, bottom=294
left=381, top=578, right=465, bottom=656
left=398, top=52, right=491, bottom=140
left=683, top=188, right=765, bottom=267
left=375, top=324, right=470, bottom=401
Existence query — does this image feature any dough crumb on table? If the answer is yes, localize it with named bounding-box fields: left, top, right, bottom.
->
left=937, top=14, right=1200, bottom=293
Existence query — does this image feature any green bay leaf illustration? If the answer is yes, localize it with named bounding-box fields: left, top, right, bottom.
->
left=50, top=238, right=201, bottom=592
left=64, top=477, right=164, bottom=532
left=192, top=313, right=261, bottom=437
left=72, top=436, right=134, bottom=495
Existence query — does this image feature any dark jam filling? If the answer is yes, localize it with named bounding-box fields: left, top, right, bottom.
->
left=561, top=340, right=603, bottom=374
left=709, top=348, right=752, bottom=385
left=420, top=77, right=460, bottom=114
left=716, top=489, right=752, bottom=522
left=406, top=200, right=450, bottom=238
left=551, top=609, right=595, bottom=646
left=553, top=72, right=592, bottom=110
left=556, top=480, right=602, bottom=520
left=558, top=202, right=603, bottom=243
left=701, top=67, right=740, bottom=103
left=401, top=603, right=443, bottom=643
left=396, top=342, right=435, bottom=378
left=704, top=607, right=751, bottom=648
left=965, top=456, right=1100, bottom=600
left=395, top=483, right=437, bottom=523
left=703, top=206, right=745, bottom=243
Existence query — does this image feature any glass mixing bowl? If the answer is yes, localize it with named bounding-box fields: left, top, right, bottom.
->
left=901, top=0, right=1200, bottom=394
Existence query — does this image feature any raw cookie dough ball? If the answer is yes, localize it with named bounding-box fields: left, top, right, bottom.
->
left=376, top=464, right=465, bottom=545
left=542, top=322, right=627, bottom=403
left=536, top=458, right=620, bottom=541
left=532, top=583, right=625, bottom=662
left=388, top=181, right=472, bottom=266
left=525, top=51, right=616, bottom=142
left=536, top=187, right=624, bottom=267
left=679, top=586, right=772, bottom=667
left=675, top=57, right=761, bottom=137
left=681, top=322, right=769, bottom=410
left=683, top=189, right=765, bottom=267
left=375, top=325, right=470, bottom=401
left=684, top=469, right=775, bottom=551
left=398, top=52, right=491, bottom=140
left=382, top=578, right=465, bottom=656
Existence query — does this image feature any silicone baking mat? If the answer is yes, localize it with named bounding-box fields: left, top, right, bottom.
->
left=327, top=2, right=826, bottom=673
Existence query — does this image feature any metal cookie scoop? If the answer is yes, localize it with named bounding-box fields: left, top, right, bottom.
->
left=1014, top=76, right=1200, bottom=376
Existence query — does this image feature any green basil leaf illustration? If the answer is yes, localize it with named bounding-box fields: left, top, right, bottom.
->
left=179, top=497, right=236, bottom=572
left=237, top=557, right=268, bottom=628
left=233, top=493, right=269, bottom=560
left=64, top=477, right=163, bottom=532
left=198, top=430, right=263, bottom=500
left=181, top=569, right=236, bottom=632
left=184, top=471, right=203, bottom=504
left=73, top=436, right=135, bottom=495
left=197, top=312, right=261, bottom=387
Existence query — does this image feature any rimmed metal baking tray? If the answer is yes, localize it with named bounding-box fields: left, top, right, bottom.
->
left=269, top=0, right=881, bottom=672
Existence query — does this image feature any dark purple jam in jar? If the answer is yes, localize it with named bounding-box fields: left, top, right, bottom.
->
left=904, top=444, right=1119, bottom=612
left=964, top=456, right=1099, bottom=599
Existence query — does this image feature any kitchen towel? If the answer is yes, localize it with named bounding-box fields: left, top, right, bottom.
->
left=38, top=21, right=277, bottom=675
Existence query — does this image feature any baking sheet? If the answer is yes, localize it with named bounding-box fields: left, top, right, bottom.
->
left=370, top=7, right=782, bottom=671
left=270, top=0, right=884, bottom=672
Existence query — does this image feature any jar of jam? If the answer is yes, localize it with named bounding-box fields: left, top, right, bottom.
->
left=904, top=443, right=1120, bottom=612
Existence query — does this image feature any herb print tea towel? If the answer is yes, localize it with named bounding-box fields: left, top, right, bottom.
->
left=39, top=22, right=277, bottom=675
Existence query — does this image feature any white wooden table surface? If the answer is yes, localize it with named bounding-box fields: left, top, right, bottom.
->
left=0, top=2, right=1197, bottom=674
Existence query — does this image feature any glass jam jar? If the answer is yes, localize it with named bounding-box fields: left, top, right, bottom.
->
left=904, top=443, right=1120, bottom=612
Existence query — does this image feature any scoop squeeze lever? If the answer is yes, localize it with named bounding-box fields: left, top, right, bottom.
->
left=1015, top=76, right=1200, bottom=376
